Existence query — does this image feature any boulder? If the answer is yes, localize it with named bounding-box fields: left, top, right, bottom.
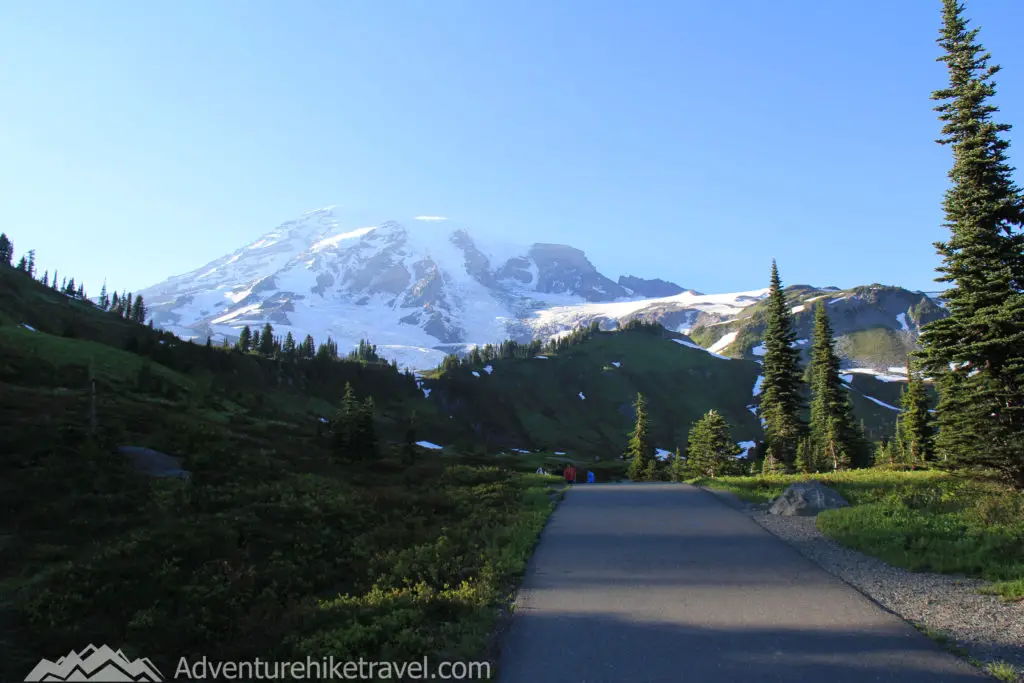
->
left=768, top=480, right=848, bottom=516
left=118, top=446, right=191, bottom=479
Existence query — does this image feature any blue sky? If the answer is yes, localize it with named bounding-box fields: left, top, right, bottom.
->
left=1, top=0, right=1022, bottom=295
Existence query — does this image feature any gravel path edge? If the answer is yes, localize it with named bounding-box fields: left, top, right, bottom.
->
left=697, top=484, right=1024, bottom=682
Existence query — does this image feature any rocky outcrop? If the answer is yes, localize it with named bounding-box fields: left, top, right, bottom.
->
left=768, top=480, right=848, bottom=516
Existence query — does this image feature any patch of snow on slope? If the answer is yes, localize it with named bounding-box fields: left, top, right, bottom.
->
left=555, top=451, right=566, bottom=455
left=655, top=448, right=673, bottom=461
left=840, top=374, right=853, bottom=384
left=578, top=392, right=585, bottom=400
left=483, top=365, right=493, bottom=374
left=737, top=441, right=757, bottom=457
left=611, top=361, right=621, bottom=367
left=752, top=376, right=764, bottom=396
left=846, top=367, right=907, bottom=382
left=671, top=338, right=731, bottom=360
left=416, top=441, right=444, bottom=449
left=422, top=387, right=432, bottom=398
left=752, top=342, right=766, bottom=356
left=472, top=371, right=480, bottom=377
left=22, top=324, right=36, bottom=332
left=896, top=312, right=909, bottom=331
left=309, top=226, right=376, bottom=252
left=791, top=304, right=806, bottom=314
left=864, top=395, right=901, bottom=412
left=709, top=331, right=738, bottom=354
left=535, top=355, right=548, bottom=359
left=748, top=405, right=759, bottom=416
left=886, top=366, right=908, bottom=375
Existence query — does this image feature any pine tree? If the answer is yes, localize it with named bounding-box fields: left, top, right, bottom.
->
left=758, top=261, right=806, bottom=469
left=355, top=397, right=379, bottom=460
left=237, top=325, right=252, bottom=352
left=282, top=331, right=296, bottom=360
left=41, top=270, right=48, bottom=287
left=625, top=393, right=654, bottom=480
left=670, top=446, right=687, bottom=482
left=301, top=334, right=315, bottom=360
left=257, top=323, right=275, bottom=356
left=0, top=233, right=12, bottom=266
left=685, top=409, right=741, bottom=479
left=110, top=291, right=120, bottom=314
left=807, top=302, right=863, bottom=471
left=401, top=412, right=419, bottom=464
left=98, top=282, right=110, bottom=310
left=331, top=383, right=359, bottom=459
left=76, top=283, right=84, bottom=300
left=900, top=361, right=935, bottom=465
left=124, top=292, right=132, bottom=319
left=917, top=0, right=1024, bottom=488
left=130, top=294, right=146, bottom=324
left=16, top=255, right=27, bottom=271
left=251, top=328, right=260, bottom=350
left=64, top=277, right=76, bottom=296
left=761, top=446, right=781, bottom=476
left=26, top=250, right=35, bottom=277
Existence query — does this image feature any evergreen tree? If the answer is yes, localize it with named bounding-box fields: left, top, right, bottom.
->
left=64, top=277, right=76, bottom=296
left=16, top=255, right=27, bottom=271
left=51, top=271, right=58, bottom=289
left=251, top=328, right=260, bottom=350
left=685, top=409, right=741, bottom=478
left=256, top=323, right=275, bottom=355
left=917, top=0, right=1024, bottom=488
left=283, top=331, right=296, bottom=360
left=76, top=283, right=85, bottom=300
left=625, top=393, right=654, bottom=480
left=670, top=446, right=687, bottom=482
left=98, top=282, right=110, bottom=310
left=110, top=291, right=120, bottom=314
left=237, top=325, right=252, bottom=352
left=0, top=233, right=12, bottom=266
left=900, top=361, right=935, bottom=465
left=301, top=334, right=316, bottom=360
left=807, top=302, right=863, bottom=471
left=123, top=292, right=132, bottom=319
left=315, top=336, right=338, bottom=361
left=761, top=446, right=781, bottom=476
left=758, top=261, right=806, bottom=469
left=26, top=250, right=35, bottom=277
left=331, top=383, right=359, bottom=459
left=41, top=270, right=48, bottom=287
left=130, top=294, right=145, bottom=323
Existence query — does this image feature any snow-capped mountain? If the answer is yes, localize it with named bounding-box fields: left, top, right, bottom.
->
left=139, top=207, right=940, bottom=370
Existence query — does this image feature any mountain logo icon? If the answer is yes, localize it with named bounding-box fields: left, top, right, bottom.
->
left=24, top=644, right=164, bottom=681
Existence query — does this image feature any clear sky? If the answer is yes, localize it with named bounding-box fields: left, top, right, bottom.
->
left=2, top=0, right=1023, bottom=295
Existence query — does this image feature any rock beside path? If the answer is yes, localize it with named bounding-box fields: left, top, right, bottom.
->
left=769, top=480, right=849, bottom=516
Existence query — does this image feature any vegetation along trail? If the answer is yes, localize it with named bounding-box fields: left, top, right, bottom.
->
left=498, top=483, right=984, bottom=683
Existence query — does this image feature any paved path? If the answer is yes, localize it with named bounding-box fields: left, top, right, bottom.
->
left=498, top=483, right=985, bottom=683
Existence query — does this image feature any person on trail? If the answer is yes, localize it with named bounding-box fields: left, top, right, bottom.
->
left=564, top=464, right=577, bottom=485
left=587, top=470, right=595, bottom=484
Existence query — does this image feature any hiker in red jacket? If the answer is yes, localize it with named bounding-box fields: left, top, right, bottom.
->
left=564, top=464, right=577, bottom=485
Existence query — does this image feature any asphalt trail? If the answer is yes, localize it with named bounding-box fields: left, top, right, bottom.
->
left=498, top=483, right=985, bottom=683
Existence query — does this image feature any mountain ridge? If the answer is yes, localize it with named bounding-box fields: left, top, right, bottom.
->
left=138, top=207, right=947, bottom=370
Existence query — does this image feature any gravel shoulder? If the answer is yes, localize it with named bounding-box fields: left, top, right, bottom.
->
left=701, top=486, right=1024, bottom=678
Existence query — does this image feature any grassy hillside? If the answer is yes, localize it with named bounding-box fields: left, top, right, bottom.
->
left=0, top=267, right=558, bottom=679
left=421, top=328, right=765, bottom=456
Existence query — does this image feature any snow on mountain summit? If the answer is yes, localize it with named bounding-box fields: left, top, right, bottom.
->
left=139, top=207, right=751, bottom=369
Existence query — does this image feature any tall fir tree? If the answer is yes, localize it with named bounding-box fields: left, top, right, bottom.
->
left=331, top=383, right=359, bottom=459
left=625, top=392, right=654, bottom=480
left=685, top=409, right=741, bottom=479
left=26, top=250, right=35, bottom=277
left=282, top=331, right=296, bottom=360
left=807, top=301, right=863, bottom=471
left=258, top=323, right=275, bottom=356
left=98, top=282, right=110, bottom=310
left=64, top=277, right=76, bottom=296
left=301, top=334, right=316, bottom=360
left=40, top=270, right=48, bottom=287
left=899, top=360, right=936, bottom=466
left=758, top=260, right=806, bottom=469
left=237, top=325, right=252, bottom=352
left=0, top=233, right=12, bottom=266
left=16, top=255, right=27, bottom=271
left=130, top=294, right=146, bottom=324
left=123, top=292, right=132, bottom=319
left=51, top=271, right=58, bottom=289
left=917, top=0, right=1024, bottom=488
